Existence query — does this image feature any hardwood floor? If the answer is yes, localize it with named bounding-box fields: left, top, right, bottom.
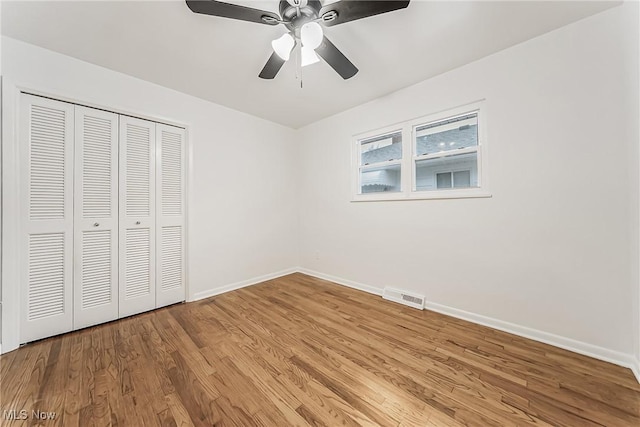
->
left=1, top=273, right=639, bottom=426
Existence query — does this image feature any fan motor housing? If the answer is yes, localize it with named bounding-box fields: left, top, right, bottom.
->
left=280, top=0, right=321, bottom=30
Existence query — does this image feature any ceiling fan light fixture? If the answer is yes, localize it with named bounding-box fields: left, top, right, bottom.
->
left=301, top=45, right=320, bottom=67
left=300, top=21, right=323, bottom=49
left=186, top=0, right=412, bottom=80
left=272, top=33, right=295, bottom=61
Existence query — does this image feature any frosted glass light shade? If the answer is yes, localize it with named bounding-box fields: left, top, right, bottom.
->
left=301, top=46, right=320, bottom=67
left=301, top=22, right=323, bottom=49
left=272, top=33, right=294, bottom=61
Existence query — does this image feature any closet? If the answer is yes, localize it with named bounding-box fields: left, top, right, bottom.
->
left=19, top=93, right=186, bottom=343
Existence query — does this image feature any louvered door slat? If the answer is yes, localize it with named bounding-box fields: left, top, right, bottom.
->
left=125, top=124, right=151, bottom=217
left=160, top=226, right=182, bottom=291
left=27, top=233, right=65, bottom=320
left=125, top=228, right=151, bottom=298
left=161, top=131, right=183, bottom=216
left=20, top=94, right=74, bottom=343
left=80, top=230, right=112, bottom=308
left=73, top=106, right=119, bottom=329
left=29, top=105, right=67, bottom=221
left=156, top=125, right=186, bottom=308
left=120, top=116, right=156, bottom=317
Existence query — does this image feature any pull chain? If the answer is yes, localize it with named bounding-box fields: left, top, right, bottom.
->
left=296, top=42, right=303, bottom=89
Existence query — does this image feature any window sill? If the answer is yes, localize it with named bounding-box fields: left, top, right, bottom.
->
left=351, top=189, right=492, bottom=202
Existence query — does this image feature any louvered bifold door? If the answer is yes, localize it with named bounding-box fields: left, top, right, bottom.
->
left=19, top=94, right=74, bottom=343
left=119, top=116, right=156, bottom=318
left=73, top=106, right=119, bottom=329
left=156, top=124, right=186, bottom=307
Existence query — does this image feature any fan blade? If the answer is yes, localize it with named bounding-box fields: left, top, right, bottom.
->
left=186, top=0, right=281, bottom=25
left=319, top=1, right=410, bottom=27
left=315, top=36, right=358, bottom=79
left=259, top=52, right=287, bottom=79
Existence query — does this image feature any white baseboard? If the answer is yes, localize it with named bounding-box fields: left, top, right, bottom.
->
left=632, top=359, right=640, bottom=384
left=297, top=268, right=640, bottom=382
left=424, top=301, right=638, bottom=374
left=190, top=267, right=299, bottom=302
left=297, top=268, right=383, bottom=296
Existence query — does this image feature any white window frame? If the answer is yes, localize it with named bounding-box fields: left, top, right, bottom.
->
left=351, top=101, right=491, bottom=201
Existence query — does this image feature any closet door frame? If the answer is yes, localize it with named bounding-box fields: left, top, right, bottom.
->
left=1, top=83, right=190, bottom=353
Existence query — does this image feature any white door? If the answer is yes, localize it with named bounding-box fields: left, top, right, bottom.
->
left=156, top=124, right=186, bottom=307
left=19, top=94, right=74, bottom=343
left=73, top=106, right=119, bottom=329
left=119, top=116, right=156, bottom=317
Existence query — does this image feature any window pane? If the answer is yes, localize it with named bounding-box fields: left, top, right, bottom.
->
left=453, top=170, right=471, bottom=188
left=360, top=164, right=401, bottom=194
left=436, top=173, right=452, bottom=189
left=415, top=113, right=477, bottom=156
left=415, top=152, right=478, bottom=191
left=360, top=131, right=402, bottom=166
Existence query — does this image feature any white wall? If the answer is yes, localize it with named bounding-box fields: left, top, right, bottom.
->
left=1, top=36, right=299, bottom=351
left=298, top=2, right=639, bottom=364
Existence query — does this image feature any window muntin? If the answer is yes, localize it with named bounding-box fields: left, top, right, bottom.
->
left=358, top=130, right=402, bottom=194
left=413, top=113, right=479, bottom=192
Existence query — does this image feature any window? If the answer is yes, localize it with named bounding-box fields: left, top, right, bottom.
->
left=351, top=101, right=489, bottom=201
left=357, top=130, right=403, bottom=195
left=414, top=112, right=479, bottom=192
left=436, top=170, right=471, bottom=189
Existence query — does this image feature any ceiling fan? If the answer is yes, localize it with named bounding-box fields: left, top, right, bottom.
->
left=186, top=0, right=410, bottom=80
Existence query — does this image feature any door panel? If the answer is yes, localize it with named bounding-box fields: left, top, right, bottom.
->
left=20, top=94, right=74, bottom=343
left=73, top=106, right=119, bottom=329
left=156, top=125, right=186, bottom=307
left=119, top=116, right=156, bottom=317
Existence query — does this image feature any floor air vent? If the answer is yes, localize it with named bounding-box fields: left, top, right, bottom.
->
left=382, top=287, right=425, bottom=310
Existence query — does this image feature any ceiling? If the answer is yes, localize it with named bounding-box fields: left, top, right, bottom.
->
left=1, top=0, right=619, bottom=128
